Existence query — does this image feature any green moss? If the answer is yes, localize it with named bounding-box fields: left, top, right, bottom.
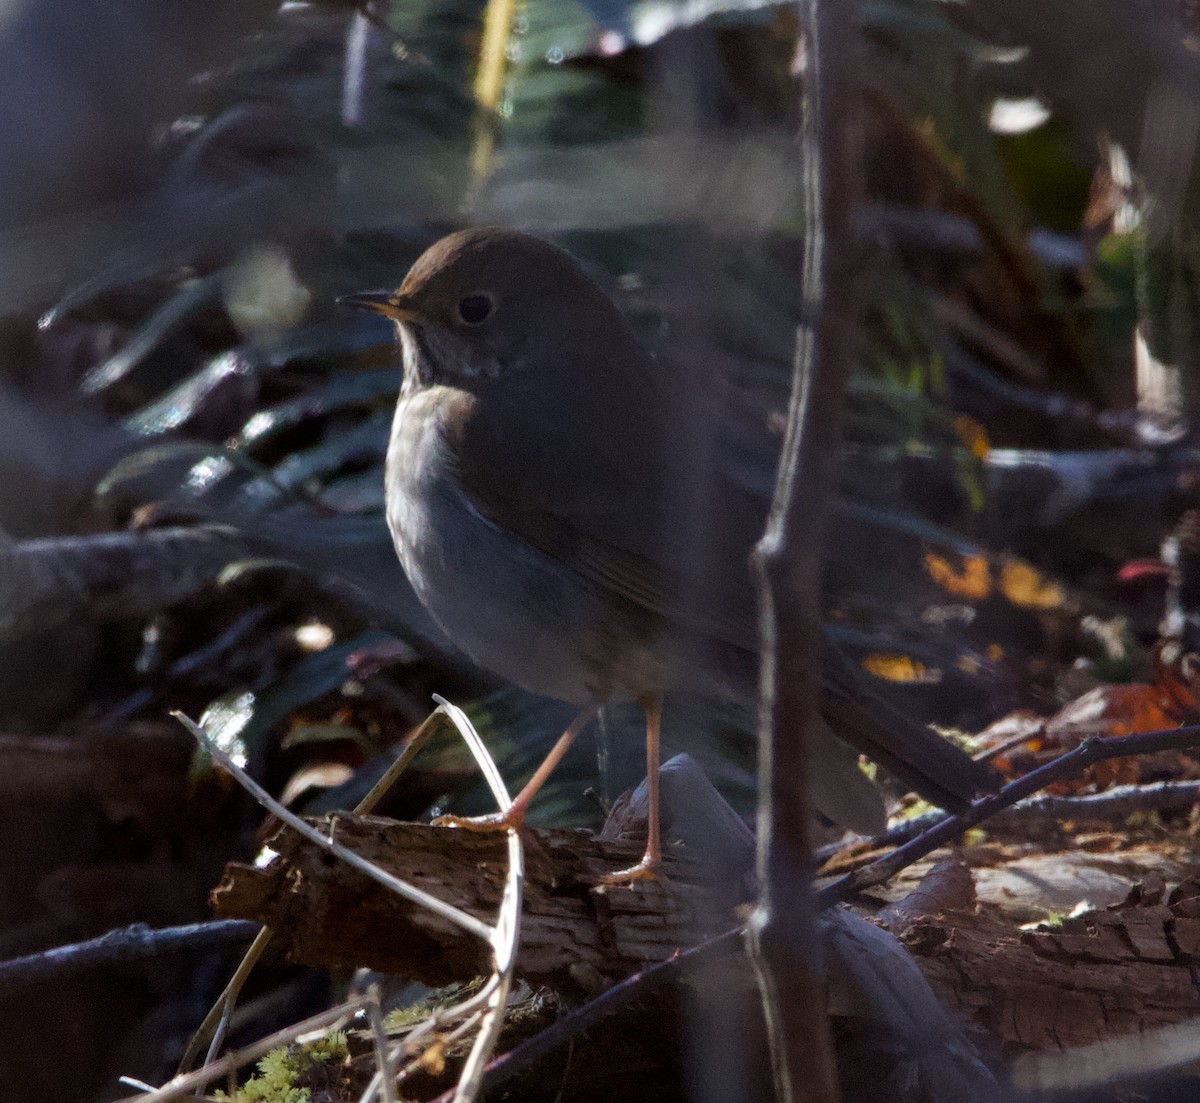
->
left=961, top=827, right=988, bottom=848
left=385, top=979, right=486, bottom=1030
left=213, top=1032, right=349, bottom=1103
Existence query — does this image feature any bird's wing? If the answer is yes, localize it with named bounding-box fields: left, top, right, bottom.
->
left=450, top=354, right=763, bottom=651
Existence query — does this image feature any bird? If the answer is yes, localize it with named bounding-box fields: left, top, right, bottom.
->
left=343, top=226, right=993, bottom=881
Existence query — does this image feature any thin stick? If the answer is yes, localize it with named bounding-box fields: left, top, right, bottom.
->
left=817, top=722, right=1200, bottom=907
left=427, top=929, right=745, bottom=1103
left=818, top=777, right=1200, bottom=865
left=640, top=694, right=662, bottom=868
left=192, top=928, right=272, bottom=1070
left=0, top=920, right=256, bottom=993
left=363, top=987, right=397, bottom=1103
left=357, top=707, right=460, bottom=814
left=747, top=0, right=861, bottom=1099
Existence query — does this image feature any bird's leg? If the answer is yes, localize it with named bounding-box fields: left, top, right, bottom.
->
left=599, top=692, right=663, bottom=885
left=433, top=705, right=596, bottom=832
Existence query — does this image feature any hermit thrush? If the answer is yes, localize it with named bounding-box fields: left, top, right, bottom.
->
left=345, top=227, right=991, bottom=880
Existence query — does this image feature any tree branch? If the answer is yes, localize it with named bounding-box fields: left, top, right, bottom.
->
left=747, top=0, right=862, bottom=1100
left=0, top=920, right=258, bottom=993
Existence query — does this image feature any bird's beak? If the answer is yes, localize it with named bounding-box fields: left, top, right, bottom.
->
left=338, top=290, right=421, bottom=323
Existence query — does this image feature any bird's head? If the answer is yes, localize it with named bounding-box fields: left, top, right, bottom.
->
left=341, top=226, right=635, bottom=391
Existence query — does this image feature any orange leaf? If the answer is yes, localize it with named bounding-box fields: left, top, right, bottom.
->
left=924, top=552, right=990, bottom=600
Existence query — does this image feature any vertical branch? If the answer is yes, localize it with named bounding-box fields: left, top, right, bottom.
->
left=747, top=0, right=861, bottom=1101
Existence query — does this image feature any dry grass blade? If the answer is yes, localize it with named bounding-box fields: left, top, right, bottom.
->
left=184, top=926, right=273, bottom=1070
left=428, top=695, right=524, bottom=1100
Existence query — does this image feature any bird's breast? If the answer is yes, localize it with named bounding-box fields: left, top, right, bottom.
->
left=385, top=386, right=663, bottom=704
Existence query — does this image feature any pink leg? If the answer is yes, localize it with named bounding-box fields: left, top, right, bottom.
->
left=434, top=706, right=596, bottom=832
left=599, top=693, right=663, bottom=885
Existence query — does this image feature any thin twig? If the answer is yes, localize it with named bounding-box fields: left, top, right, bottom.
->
left=0, top=920, right=258, bottom=993
left=817, top=776, right=1200, bottom=865
left=363, top=987, right=397, bottom=1103
left=818, top=722, right=1200, bottom=907
left=1002, top=778, right=1200, bottom=823
left=198, top=928, right=273, bottom=1070
left=426, top=695, right=523, bottom=1103
left=747, top=0, right=861, bottom=1100
left=427, top=929, right=745, bottom=1103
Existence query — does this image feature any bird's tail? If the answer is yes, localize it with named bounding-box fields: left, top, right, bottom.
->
left=820, top=643, right=998, bottom=814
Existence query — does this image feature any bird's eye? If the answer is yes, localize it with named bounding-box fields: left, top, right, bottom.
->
left=457, top=293, right=495, bottom=326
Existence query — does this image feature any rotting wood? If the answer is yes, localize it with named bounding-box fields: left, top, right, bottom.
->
left=212, top=816, right=734, bottom=986
left=884, top=873, right=1200, bottom=1055
left=208, top=728, right=1200, bottom=1074
left=211, top=809, right=1200, bottom=1057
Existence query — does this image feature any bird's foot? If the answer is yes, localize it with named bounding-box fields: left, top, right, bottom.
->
left=597, top=853, right=664, bottom=887
left=432, top=806, right=526, bottom=833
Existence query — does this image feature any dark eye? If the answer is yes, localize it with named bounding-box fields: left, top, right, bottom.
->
left=457, top=293, right=495, bottom=325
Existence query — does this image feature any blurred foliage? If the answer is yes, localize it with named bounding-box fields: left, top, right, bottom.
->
left=994, top=116, right=1092, bottom=235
